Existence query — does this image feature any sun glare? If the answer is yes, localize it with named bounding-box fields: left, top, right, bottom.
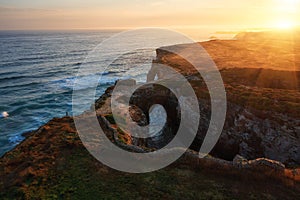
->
left=270, top=0, right=299, bottom=30
left=278, top=0, right=300, bottom=12
left=275, top=20, right=296, bottom=29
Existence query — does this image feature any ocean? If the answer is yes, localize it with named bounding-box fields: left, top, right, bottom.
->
left=0, top=30, right=210, bottom=156
left=0, top=30, right=115, bottom=154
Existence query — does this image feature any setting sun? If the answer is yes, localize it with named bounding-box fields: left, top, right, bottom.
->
left=271, top=0, right=299, bottom=30
left=275, top=20, right=296, bottom=29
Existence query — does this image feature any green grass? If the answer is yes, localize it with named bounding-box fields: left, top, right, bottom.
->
left=1, top=143, right=299, bottom=200
left=2, top=146, right=297, bottom=200
left=40, top=148, right=236, bottom=200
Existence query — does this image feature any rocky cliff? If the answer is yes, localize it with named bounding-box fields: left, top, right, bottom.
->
left=152, top=40, right=300, bottom=167
left=95, top=79, right=299, bottom=167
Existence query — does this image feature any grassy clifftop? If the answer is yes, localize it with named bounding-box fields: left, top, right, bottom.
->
left=0, top=117, right=299, bottom=199
left=155, top=34, right=300, bottom=117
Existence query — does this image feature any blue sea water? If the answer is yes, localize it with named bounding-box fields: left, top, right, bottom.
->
left=0, top=30, right=200, bottom=156
left=0, top=30, right=118, bottom=154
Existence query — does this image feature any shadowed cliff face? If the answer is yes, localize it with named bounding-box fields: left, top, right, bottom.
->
left=95, top=81, right=300, bottom=167
left=129, top=84, right=179, bottom=148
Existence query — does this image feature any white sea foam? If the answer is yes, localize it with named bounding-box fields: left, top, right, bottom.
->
left=1, top=112, right=9, bottom=118
left=8, top=135, right=24, bottom=144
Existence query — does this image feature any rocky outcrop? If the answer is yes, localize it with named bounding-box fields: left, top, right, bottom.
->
left=94, top=79, right=300, bottom=167
left=93, top=85, right=291, bottom=173
left=232, top=154, right=285, bottom=172
left=91, top=38, right=300, bottom=168
left=209, top=102, right=300, bottom=166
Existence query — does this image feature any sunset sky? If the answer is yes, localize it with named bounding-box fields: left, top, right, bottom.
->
left=0, top=0, right=299, bottom=31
